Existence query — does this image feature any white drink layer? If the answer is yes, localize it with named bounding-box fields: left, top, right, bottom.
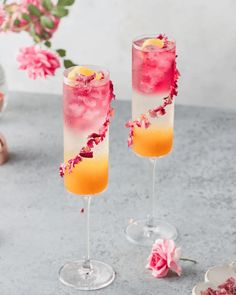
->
left=64, top=126, right=109, bottom=158
left=132, top=90, right=174, bottom=128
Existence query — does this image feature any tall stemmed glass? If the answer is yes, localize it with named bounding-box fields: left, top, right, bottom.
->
left=59, top=65, right=115, bottom=290
left=125, top=35, right=180, bottom=246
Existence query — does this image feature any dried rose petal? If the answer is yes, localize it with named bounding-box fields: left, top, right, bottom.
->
left=201, top=277, right=236, bottom=295
left=79, top=151, right=93, bottom=158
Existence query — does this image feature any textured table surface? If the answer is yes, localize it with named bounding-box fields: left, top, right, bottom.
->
left=0, top=92, right=236, bottom=295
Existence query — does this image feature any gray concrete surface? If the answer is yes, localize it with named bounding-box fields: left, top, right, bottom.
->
left=0, top=92, right=235, bottom=295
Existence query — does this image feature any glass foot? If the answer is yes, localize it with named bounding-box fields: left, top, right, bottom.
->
left=125, top=218, right=178, bottom=246
left=59, top=260, right=115, bottom=290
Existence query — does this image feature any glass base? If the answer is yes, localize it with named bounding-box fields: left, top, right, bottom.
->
left=125, top=218, right=178, bottom=246
left=59, top=260, right=115, bottom=290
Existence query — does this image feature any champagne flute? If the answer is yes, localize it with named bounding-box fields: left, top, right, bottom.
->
left=125, top=35, right=180, bottom=246
left=59, top=65, right=115, bottom=290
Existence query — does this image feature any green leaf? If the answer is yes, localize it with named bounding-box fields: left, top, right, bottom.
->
left=14, top=19, right=20, bottom=26
left=56, top=49, right=66, bottom=57
left=22, top=13, right=31, bottom=22
left=28, top=4, right=41, bottom=17
left=58, top=0, right=75, bottom=6
left=44, top=41, right=51, bottom=48
left=64, top=59, right=77, bottom=69
left=40, top=15, right=54, bottom=29
left=52, top=6, right=68, bottom=17
left=42, top=0, right=53, bottom=11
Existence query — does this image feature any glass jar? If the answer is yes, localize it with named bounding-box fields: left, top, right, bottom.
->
left=0, top=64, right=8, bottom=116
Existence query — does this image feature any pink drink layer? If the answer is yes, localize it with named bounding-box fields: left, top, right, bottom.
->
left=132, top=37, right=176, bottom=95
left=64, top=71, right=111, bottom=133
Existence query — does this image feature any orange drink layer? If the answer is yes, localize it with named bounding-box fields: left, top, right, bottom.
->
left=64, top=156, right=108, bottom=195
left=133, top=127, right=173, bottom=157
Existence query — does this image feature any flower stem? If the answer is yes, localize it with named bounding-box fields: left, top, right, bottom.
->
left=180, top=257, right=197, bottom=264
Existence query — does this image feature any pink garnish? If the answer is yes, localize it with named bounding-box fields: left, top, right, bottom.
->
left=76, top=73, right=96, bottom=84
left=126, top=64, right=180, bottom=147
left=60, top=81, right=115, bottom=177
left=147, top=239, right=182, bottom=278
left=17, top=45, right=60, bottom=79
left=156, top=34, right=168, bottom=48
left=201, top=277, right=236, bottom=295
left=59, top=155, right=82, bottom=177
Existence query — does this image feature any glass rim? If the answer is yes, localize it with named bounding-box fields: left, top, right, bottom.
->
left=63, top=64, right=110, bottom=86
left=132, top=34, right=176, bottom=52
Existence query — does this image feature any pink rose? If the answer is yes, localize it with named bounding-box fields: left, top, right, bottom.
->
left=21, top=0, right=41, bottom=7
left=0, top=5, right=6, bottom=28
left=34, top=14, right=60, bottom=38
left=21, top=0, right=60, bottom=38
left=147, top=239, right=182, bottom=278
left=1, top=4, right=29, bottom=32
left=45, top=15, right=60, bottom=35
left=17, top=45, right=60, bottom=79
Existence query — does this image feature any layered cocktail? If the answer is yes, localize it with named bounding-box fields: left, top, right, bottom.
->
left=126, top=35, right=180, bottom=246
left=132, top=35, right=176, bottom=157
left=63, top=66, right=111, bottom=195
left=59, top=65, right=115, bottom=290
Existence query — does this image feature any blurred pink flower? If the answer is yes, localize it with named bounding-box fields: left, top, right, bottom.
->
left=22, top=0, right=41, bottom=7
left=0, top=5, right=6, bottom=27
left=34, top=14, right=60, bottom=38
left=17, top=46, right=60, bottom=79
left=45, top=15, right=60, bottom=35
left=2, top=4, right=29, bottom=32
left=147, top=239, right=182, bottom=278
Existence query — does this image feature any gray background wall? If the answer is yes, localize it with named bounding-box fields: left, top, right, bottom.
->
left=1, top=0, right=236, bottom=109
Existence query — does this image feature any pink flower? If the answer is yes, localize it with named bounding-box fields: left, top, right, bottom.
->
left=17, top=46, right=60, bottom=79
left=34, top=14, right=60, bottom=38
left=147, top=239, right=182, bottom=278
left=22, top=0, right=41, bottom=7
left=0, top=5, right=6, bottom=28
left=2, top=4, right=29, bottom=32
left=45, top=15, right=60, bottom=35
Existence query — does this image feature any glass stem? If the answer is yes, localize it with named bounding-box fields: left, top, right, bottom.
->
left=147, top=158, right=157, bottom=227
left=83, top=196, right=92, bottom=271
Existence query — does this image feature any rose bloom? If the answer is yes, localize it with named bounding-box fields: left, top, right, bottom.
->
left=34, top=15, right=60, bottom=39
left=1, top=4, right=29, bottom=32
left=147, top=239, right=182, bottom=278
left=0, top=5, right=6, bottom=28
left=22, top=0, right=60, bottom=38
left=17, top=46, right=60, bottom=79
left=21, top=0, right=41, bottom=7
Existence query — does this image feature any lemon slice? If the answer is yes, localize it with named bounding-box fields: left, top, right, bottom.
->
left=141, top=38, right=164, bottom=49
left=68, top=66, right=102, bottom=81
